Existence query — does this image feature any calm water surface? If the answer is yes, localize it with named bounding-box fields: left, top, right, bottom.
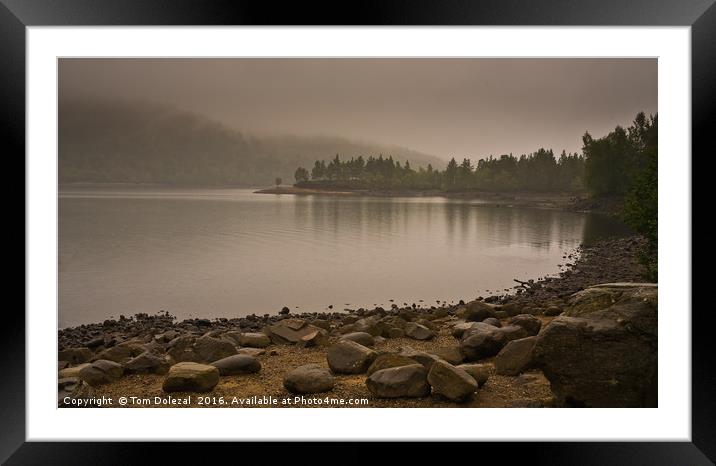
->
left=59, top=188, right=631, bottom=327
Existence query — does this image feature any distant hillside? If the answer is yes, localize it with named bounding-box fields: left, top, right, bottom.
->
left=59, top=100, right=443, bottom=186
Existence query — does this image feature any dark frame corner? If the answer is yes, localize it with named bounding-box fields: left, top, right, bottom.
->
left=4, top=0, right=712, bottom=463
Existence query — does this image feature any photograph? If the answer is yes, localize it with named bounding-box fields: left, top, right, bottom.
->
left=56, top=57, right=659, bottom=409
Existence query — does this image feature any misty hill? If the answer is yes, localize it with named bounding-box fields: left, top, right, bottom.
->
left=59, top=100, right=443, bottom=186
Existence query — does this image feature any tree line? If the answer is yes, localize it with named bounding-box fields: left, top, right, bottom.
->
left=295, top=148, right=586, bottom=192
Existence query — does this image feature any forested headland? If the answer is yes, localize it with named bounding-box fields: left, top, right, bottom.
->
left=293, top=112, right=658, bottom=278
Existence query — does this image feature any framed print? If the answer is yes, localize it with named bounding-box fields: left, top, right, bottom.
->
left=4, top=0, right=712, bottom=462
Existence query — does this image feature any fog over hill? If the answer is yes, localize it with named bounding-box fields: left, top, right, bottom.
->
left=59, top=99, right=443, bottom=186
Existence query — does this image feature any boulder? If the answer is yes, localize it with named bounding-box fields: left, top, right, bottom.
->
left=544, top=306, right=563, bottom=316
left=350, top=316, right=388, bottom=337
left=464, top=301, right=497, bottom=322
left=238, top=332, right=271, bottom=348
left=482, top=317, right=502, bottom=328
left=494, top=336, right=537, bottom=375
left=297, top=328, right=329, bottom=348
left=162, top=362, right=220, bottom=392
left=326, top=340, right=377, bottom=374
left=78, top=360, right=123, bottom=386
left=58, top=363, right=91, bottom=379
left=499, top=325, right=531, bottom=342
left=460, top=325, right=507, bottom=361
left=211, top=354, right=261, bottom=375
left=427, top=360, right=478, bottom=402
left=283, top=364, right=335, bottom=394
left=457, top=363, right=492, bottom=387
left=533, top=283, right=657, bottom=407
left=398, top=347, right=442, bottom=370
left=404, top=322, right=434, bottom=340
left=58, top=347, right=93, bottom=365
left=451, top=322, right=483, bottom=339
left=367, top=353, right=419, bottom=376
left=366, top=364, right=430, bottom=398
left=508, top=314, right=542, bottom=336
left=340, top=332, right=376, bottom=347
left=430, top=345, right=464, bottom=365
left=265, top=319, right=326, bottom=344
left=500, top=302, right=525, bottom=317
left=193, top=335, right=237, bottom=363
left=92, top=341, right=146, bottom=364
left=124, top=351, right=170, bottom=374
left=166, top=335, right=200, bottom=363
left=238, top=347, right=266, bottom=357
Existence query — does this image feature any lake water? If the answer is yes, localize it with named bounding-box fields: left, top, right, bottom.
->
left=58, top=188, right=631, bottom=327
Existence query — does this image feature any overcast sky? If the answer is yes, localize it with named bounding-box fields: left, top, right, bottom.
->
left=59, top=58, right=657, bottom=161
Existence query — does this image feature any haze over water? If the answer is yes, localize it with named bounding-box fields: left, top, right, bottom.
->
left=58, top=188, right=630, bottom=327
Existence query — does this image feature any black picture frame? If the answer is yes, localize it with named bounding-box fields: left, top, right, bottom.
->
left=3, top=0, right=711, bottom=463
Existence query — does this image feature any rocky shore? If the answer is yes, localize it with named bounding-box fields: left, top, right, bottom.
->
left=58, top=236, right=657, bottom=408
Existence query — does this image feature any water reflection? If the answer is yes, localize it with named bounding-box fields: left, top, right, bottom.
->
left=59, top=188, right=631, bottom=327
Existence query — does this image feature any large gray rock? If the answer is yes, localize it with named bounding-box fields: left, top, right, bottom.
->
left=533, top=283, right=657, bottom=407
left=162, top=362, right=220, bottom=392
left=326, top=340, right=377, bottom=374
left=124, top=351, right=170, bottom=374
left=283, top=364, right=335, bottom=394
left=427, top=360, right=478, bottom=402
left=404, top=322, right=434, bottom=340
left=508, top=314, right=542, bottom=336
left=193, top=335, right=237, bottom=363
left=459, top=324, right=508, bottom=361
left=58, top=347, right=93, bottom=365
left=367, top=353, right=419, bottom=376
left=494, top=336, right=537, bottom=375
left=366, top=364, right=430, bottom=398
left=457, top=363, right=492, bottom=387
left=340, top=332, right=376, bottom=347
left=211, top=354, right=261, bottom=375
left=78, top=359, right=123, bottom=386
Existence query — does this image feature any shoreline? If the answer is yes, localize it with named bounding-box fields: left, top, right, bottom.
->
left=254, top=185, right=617, bottom=214
left=58, top=235, right=651, bottom=408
